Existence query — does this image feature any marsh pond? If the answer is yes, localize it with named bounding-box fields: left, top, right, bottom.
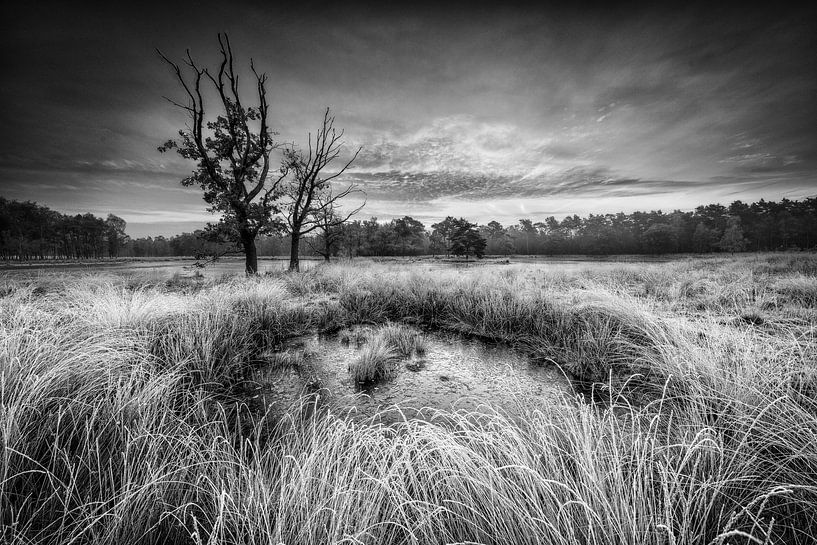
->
left=247, top=323, right=571, bottom=424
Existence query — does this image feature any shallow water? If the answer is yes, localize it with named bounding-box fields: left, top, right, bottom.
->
left=249, top=325, right=570, bottom=424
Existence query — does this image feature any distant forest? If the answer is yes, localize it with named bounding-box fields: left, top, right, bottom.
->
left=1, top=195, right=815, bottom=261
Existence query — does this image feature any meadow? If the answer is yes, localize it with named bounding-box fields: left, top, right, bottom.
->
left=1, top=253, right=816, bottom=544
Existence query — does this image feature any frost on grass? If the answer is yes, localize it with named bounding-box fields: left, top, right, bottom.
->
left=1, top=254, right=816, bottom=545
left=347, top=323, right=426, bottom=382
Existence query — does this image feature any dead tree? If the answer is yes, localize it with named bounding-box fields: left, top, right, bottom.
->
left=282, top=108, right=363, bottom=271
left=157, top=34, right=285, bottom=274
left=307, top=203, right=356, bottom=262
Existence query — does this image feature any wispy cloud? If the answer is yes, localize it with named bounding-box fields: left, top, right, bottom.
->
left=351, top=115, right=560, bottom=175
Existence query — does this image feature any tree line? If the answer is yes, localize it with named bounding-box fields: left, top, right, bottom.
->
left=0, top=197, right=127, bottom=260
left=2, top=196, right=815, bottom=262
left=302, top=197, right=817, bottom=258
left=474, top=198, right=817, bottom=256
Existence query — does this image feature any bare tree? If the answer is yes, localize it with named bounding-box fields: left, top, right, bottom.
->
left=157, top=34, right=285, bottom=274
left=282, top=108, right=364, bottom=271
left=307, top=203, right=357, bottom=262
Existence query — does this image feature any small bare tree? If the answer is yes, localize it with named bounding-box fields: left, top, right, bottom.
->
left=307, top=203, right=356, bottom=262
left=282, top=108, right=363, bottom=271
left=158, top=34, right=285, bottom=274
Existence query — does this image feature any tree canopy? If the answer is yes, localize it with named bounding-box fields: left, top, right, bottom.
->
left=431, top=217, right=487, bottom=259
left=158, top=34, right=285, bottom=274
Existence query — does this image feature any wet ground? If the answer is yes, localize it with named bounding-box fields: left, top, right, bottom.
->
left=0, top=257, right=315, bottom=279
left=248, top=325, right=571, bottom=424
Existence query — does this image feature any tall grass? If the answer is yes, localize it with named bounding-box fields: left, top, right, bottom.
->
left=1, top=254, right=815, bottom=544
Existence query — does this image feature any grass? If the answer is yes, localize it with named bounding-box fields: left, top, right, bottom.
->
left=377, top=322, right=427, bottom=357
left=1, top=253, right=816, bottom=544
left=348, top=335, right=400, bottom=382
left=266, top=348, right=313, bottom=369
left=347, top=323, right=425, bottom=382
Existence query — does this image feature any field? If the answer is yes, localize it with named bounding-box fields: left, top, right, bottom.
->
left=1, top=253, right=816, bottom=544
left=0, top=257, right=306, bottom=279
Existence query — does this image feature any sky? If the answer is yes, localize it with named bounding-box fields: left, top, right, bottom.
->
left=1, top=2, right=815, bottom=237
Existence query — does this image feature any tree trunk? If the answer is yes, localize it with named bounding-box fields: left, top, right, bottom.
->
left=323, top=238, right=331, bottom=263
left=289, top=232, right=300, bottom=271
left=242, top=231, right=258, bottom=275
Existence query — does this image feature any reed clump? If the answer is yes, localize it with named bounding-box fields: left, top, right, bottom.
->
left=348, top=335, right=400, bottom=382
left=347, top=323, right=426, bottom=382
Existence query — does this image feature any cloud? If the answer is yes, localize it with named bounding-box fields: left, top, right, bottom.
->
left=352, top=115, right=558, bottom=174
left=110, top=207, right=215, bottom=224
left=342, top=167, right=711, bottom=203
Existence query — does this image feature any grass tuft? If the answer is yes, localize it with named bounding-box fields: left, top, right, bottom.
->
left=378, top=322, right=427, bottom=356
left=348, top=335, right=400, bottom=382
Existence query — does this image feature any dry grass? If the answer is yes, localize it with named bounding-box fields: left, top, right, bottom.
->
left=377, top=322, right=427, bottom=357
left=347, top=323, right=425, bottom=382
left=1, top=253, right=816, bottom=544
left=348, top=335, right=400, bottom=382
